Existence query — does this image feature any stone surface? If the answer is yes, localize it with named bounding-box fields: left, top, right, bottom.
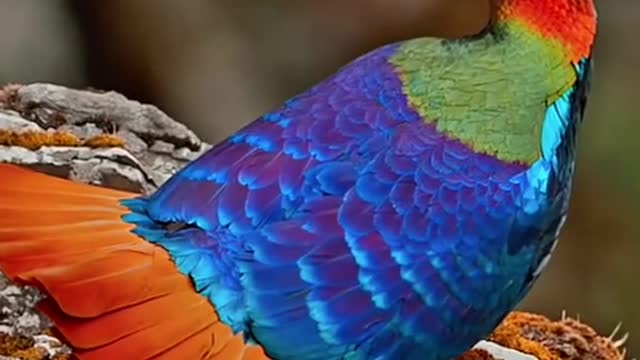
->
left=0, top=82, right=211, bottom=359
left=473, top=340, right=539, bottom=360
left=0, top=83, right=211, bottom=194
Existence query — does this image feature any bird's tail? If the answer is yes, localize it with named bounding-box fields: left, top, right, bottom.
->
left=0, top=163, right=267, bottom=360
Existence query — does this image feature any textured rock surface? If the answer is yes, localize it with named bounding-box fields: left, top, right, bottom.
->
left=0, top=83, right=210, bottom=359
left=0, top=83, right=210, bottom=194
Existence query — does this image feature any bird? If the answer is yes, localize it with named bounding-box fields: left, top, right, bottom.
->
left=0, top=0, right=598, bottom=359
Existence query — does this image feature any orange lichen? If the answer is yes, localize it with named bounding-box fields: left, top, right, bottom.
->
left=82, top=133, right=126, bottom=148
left=489, top=311, right=627, bottom=360
left=0, top=130, right=81, bottom=150
left=52, top=354, right=72, bottom=360
left=0, top=332, right=53, bottom=360
left=0, top=329, right=70, bottom=360
left=489, top=312, right=558, bottom=360
left=10, top=346, right=49, bottom=360
left=0, top=130, right=126, bottom=150
left=457, top=348, right=496, bottom=360
left=0, top=332, right=34, bottom=356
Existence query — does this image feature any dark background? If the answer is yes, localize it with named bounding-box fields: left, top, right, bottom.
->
left=0, top=0, right=637, bottom=355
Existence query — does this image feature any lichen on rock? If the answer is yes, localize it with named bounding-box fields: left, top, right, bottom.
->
left=0, top=83, right=211, bottom=194
left=488, top=312, right=629, bottom=360
left=0, top=82, right=212, bottom=359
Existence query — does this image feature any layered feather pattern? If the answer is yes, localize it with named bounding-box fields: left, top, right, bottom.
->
left=0, top=164, right=268, bottom=360
left=0, top=1, right=597, bottom=359
left=132, top=43, right=584, bottom=359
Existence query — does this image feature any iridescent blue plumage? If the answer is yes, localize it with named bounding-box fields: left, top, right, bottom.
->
left=119, top=37, right=592, bottom=359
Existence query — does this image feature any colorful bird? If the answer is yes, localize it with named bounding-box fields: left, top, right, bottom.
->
left=0, top=0, right=598, bottom=359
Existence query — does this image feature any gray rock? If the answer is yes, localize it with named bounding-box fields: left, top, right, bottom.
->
left=1, top=83, right=211, bottom=193
left=0, top=111, right=43, bottom=132
left=14, top=83, right=202, bottom=152
left=0, top=83, right=212, bottom=358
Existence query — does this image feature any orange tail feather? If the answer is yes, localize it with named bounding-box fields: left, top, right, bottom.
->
left=0, top=164, right=269, bottom=360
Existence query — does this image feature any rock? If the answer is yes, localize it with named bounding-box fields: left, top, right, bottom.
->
left=473, top=340, right=539, bottom=360
left=13, top=83, right=201, bottom=151
left=0, top=82, right=212, bottom=359
left=0, top=111, right=42, bottom=132
left=0, top=83, right=210, bottom=193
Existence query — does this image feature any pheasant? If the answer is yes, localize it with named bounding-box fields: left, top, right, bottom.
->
left=0, top=0, right=598, bottom=359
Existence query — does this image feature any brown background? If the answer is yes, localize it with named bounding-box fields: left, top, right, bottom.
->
left=0, top=0, right=637, bottom=355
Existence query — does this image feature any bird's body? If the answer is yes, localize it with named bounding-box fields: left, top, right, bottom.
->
left=0, top=1, right=598, bottom=359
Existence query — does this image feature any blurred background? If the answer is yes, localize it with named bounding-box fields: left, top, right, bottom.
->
left=0, top=0, right=637, bottom=355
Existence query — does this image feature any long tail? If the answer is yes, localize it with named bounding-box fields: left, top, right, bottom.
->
left=0, top=164, right=268, bottom=360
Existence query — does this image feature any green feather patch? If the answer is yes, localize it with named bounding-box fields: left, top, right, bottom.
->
left=391, top=23, right=577, bottom=165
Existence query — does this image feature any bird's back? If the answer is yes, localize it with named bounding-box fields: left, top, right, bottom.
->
left=0, top=1, right=597, bottom=359
left=135, top=35, right=580, bottom=358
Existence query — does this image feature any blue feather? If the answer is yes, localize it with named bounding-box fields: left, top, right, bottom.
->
left=119, top=38, right=593, bottom=359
